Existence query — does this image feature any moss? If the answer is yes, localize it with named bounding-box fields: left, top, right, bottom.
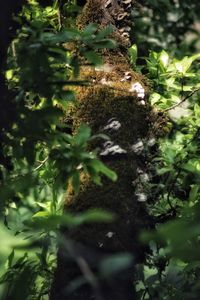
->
left=76, top=0, right=132, bottom=51
left=50, top=2, right=167, bottom=299
left=65, top=65, right=153, bottom=253
left=62, top=54, right=165, bottom=260
left=76, top=0, right=103, bottom=29
left=70, top=67, right=150, bottom=135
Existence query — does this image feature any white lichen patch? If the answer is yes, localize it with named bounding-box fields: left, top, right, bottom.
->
left=147, top=137, right=156, bottom=147
left=136, top=167, right=144, bottom=175
left=103, top=118, right=121, bottom=131
left=98, top=242, right=104, bottom=248
left=121, top=71, right=132, bottom=82
left=106, top=231, right=115, bottom=238
left=100, top=141, right=127, bottom=156
left=136, top=192, right=147, bottom=202
left=139, top=173, right=150, bottom=183
left=129, top=82, right=145, bottom=100
left=131, top=140, right=144, bottom=154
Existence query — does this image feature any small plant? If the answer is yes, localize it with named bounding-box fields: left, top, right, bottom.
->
left=134, top=49, right=200, bottom=299
left=0, top=1, right=117, bottom=298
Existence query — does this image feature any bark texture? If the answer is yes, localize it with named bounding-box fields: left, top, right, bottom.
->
left=50, top=1, right=156, bottom=299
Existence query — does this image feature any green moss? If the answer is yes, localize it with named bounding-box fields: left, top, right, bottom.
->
left=76, top=0, right=132, bottom=51
left=51, top=2, right=167, bottom=299
left=76, top=0, right=103, bottom=29
left=64, top=65, right=153, bottom=253
left=71, top=68, right=150, bottom=136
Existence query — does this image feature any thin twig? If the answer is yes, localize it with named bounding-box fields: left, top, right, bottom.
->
left=165, top=87, right=200, bottom=112
left=34, top=157, right=48, bottom=171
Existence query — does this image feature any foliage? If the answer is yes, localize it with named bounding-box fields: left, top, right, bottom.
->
left=131, top=40, right=200, bottom=300
left=2, top=0, right=200, bottom=299
left=147, top=50, right=200, bottom=109
left=133, top=0, right=200, bottom=56
left=0, top=1, right=117, bottom=298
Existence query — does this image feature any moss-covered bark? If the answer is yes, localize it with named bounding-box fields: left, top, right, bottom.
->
left=50, top=1, right=159, bottom=299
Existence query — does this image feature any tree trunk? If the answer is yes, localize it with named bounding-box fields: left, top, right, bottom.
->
left=50, top=1, right=156, bottom=299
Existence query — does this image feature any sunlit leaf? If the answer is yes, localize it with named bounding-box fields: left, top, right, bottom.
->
left=99, top=253, right=133, bottom=278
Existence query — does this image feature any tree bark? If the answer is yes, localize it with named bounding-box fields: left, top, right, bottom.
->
left=50, top=1, right=155, bottom=299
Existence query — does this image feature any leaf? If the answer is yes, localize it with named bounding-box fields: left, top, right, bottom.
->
left=182, top=159, right=200, bottom=174
left=93, top=39, right=116, bottom=49
left=99, top=253, right=133, bottom=278
left=129, top=44, right=138, bottom=65
left=27, top=209, right=114, bottom=230
left=189, top=185, right=199, bottom=203
left=71, top=171, right=80, bottom=194
left=89, top=159, right=117, bottom=182
left=32, top=211, right=50, bottom=218
left=7, top=249, right=15, bottom=268
left=75, top=209, right=114, bottom=224
left=82, top=23, right=97, bottom=36
left=5, top=69, right=14, bottom=80
left=95, top=25, right=114, bottom=39
left=75, top=124, right=91, bottom=146
left=50, top=28, right=79, bottom=43
left=0, top=224, right=28, bottom=265
left=159, top=50, right=169, bottom=68
left=150, top=92, right=162, bottom=105
left=84, top=51, right=102, bottom=65
left=157, top=167, right=172, bottom=175
left=174, top=57, right=193, bottom=75
left=61, top=90, right=76, bottom=101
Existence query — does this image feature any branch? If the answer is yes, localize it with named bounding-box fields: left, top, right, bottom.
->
left=165, top=87, right=200, bottom=112
left=34, top=157, right=48, bottom=171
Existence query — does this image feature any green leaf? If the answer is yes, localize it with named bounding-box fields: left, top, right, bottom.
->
left=27, top=209, right=114, bottom=230
left=99, top=253, right=133, bottom=278
left=182, top=159, right=200, bottom=174
left=75, top=124, right=91, bottom=146
left=0, top=224, right=28, bottom=265
left=129, top=44, right=138, bottom=65
left=83, top=23, right=97, bottom=36
left=32, top=211, right=51, bottom=218
left=7, top=249, right=15, bottom=268
left=84, top=51, right=102, bottom=65
left=93, top=39, right=116, bottom=49
left=89, top=159, right=117, bottom=182
left=159, top=50, right=169, bottom=68
left=76, top=209, right=114, bottom=224
left=189, top=185, right=199, bottom=203
left=150, top=92, right=162, bottom=105
left=95, top=25, right=114, bottom=39
left=50, top=28, right=79, bottom=43
left=157, top=167, right=172, bottom=175
left=174, top=57, right=193, bottom=75
left=71, top=171, right=80, bottom=194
